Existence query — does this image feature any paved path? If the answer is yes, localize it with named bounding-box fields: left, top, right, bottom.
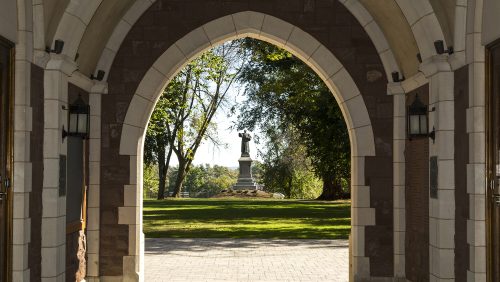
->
left=145, top=238, right=349, bottom=282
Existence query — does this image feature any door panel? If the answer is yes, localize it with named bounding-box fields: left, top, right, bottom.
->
left=0, top=37, right=13, bottom=282
left=487, top=41, right=500, bottom=282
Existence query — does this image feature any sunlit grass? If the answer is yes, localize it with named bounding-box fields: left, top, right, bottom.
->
left=143, top=198, right=351, bottom=239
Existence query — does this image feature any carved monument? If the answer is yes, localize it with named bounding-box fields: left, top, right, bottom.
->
left=233, top=130, right=258, bottom=190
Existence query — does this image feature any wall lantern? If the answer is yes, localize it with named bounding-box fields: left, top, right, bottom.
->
left=407, top=94, right=435, bottom=142
left=63, top=95, right=90, bottom=140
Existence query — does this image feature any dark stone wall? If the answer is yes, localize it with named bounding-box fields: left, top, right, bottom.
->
left=405, top=85, right=430, bottom=282
left=103, top=0, right=393, bottom=276
left=454, top=65, right=469, bottom=282
left=29, top=64, right=44, bottom=282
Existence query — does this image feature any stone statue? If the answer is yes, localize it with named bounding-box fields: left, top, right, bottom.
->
left=239, top=130, right=251, bottom=157
left=234, top=130, right=258, bottom=190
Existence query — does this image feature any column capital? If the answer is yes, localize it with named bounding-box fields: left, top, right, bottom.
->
left=419, top=54, right=452, bottom=77
left=90, top=82, right=108, bottom=95
left=387, top=82, right=405, bottom=96
left=45, top=54, right=78, bottom=76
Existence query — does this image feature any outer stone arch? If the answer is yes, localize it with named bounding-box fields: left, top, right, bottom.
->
left=98, top=2, right=395, bottom=280
left=119, top=11, right=376, bottom=280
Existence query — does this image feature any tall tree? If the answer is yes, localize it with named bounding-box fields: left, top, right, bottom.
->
left=145, top=40, right=247, bottom=198
left=237, top=38, right=350, bottom=200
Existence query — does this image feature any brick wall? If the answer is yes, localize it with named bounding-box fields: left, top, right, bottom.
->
left=405, top=85, right=430, bottom=281
left=102, top=0, right=393, bottom=276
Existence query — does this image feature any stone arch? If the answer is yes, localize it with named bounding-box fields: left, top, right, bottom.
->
left=51, top=0, right=103, bottom=58
left=96, top=2, right=395, bottom=280
left=95, top=1, right=401, bottom=86
left=117, top=11, right=376, bottom=279
left=395, top=0, right=448, bottom=61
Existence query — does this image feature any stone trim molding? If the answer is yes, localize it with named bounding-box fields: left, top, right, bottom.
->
left=116, top=11, right=377, bottom=280
left=12, top=0, right=34, bottom=279
left=449, top=0, right=468, bottom=70
left=94, top=0, right=157, bottom=82
left=394, top=0, right=448, bottom=61
left=96, top=1, right=400, bottom=88
left=52, top=0, right=104, bottom=59
left=339, top=0, right=402, bottom=79
left=391, top=85, right=407, bottom=279
left=387, top=72, right=429, bottom=95
left=40, top=53, right=77, bottom=280
left=465, top=0, right=487, bottom=280
left=425, top=59, right=456, bottom=280
left=85, top=82, right=106, bottom=281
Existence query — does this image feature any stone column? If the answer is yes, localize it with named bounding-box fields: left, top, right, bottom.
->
left=421, top=55, right=455, bottom=281
left=388, top=82, right=407, bottom=280
left=41, top=54, right=76, bottom=280
left=85, top=82, right=106, bottom=281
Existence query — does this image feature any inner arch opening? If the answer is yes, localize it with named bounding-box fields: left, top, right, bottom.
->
left=115, top=11, right=378, bottom=280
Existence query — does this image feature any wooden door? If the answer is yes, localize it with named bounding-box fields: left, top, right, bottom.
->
left=0, top=37, right=13, bottom=282
left=487, top=40, right=500, bottom=282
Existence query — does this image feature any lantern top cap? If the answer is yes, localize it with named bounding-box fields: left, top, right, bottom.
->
left=409, top=94, right=426, bottom=114
left=69, top=94, right=89, bottom=112
left=72, top=94, right=86, bottom=106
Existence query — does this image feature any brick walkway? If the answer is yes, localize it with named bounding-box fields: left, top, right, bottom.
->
left=145, top=238, right=349, bottom=282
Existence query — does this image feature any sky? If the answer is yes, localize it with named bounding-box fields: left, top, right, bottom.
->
left=168, top=87, right=262, bottom=168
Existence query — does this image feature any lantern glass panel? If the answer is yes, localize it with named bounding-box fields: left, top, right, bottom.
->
left=410, top=115, right=420, bottom=134
left=69, top=113, right=78, bottom=133
left=420, top=114, right=427, bottom=134
left=77, top=113, right=88, bottom=134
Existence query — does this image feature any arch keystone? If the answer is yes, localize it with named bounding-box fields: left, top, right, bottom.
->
left=203, top=15, right=237, bottom=45
left=232, top=11, right=265, bottom=36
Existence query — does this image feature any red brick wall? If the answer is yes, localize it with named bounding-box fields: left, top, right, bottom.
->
left=102, top=0, right=394, bottom=276
left=405, top=85, right=430, bottom=282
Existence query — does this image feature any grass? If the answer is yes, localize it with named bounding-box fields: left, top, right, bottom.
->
left=143, top=198, right=351, bottom=239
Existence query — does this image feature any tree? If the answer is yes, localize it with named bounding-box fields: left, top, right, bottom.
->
left=145, top=40, right=247, bottom=198
left=172, top=164, right=238, bottom=197
left=258, top=125, right=322, bottom=199
left=237, top=38, right=350, bottom=200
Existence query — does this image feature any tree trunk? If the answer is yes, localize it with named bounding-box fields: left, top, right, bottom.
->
left=171, top=159, right=188, bottom=197
left=317, top=175, right=341, bottom=200
left=157, top=146, right=173, bottom=200
left=156, top=144, right=166, bottom=200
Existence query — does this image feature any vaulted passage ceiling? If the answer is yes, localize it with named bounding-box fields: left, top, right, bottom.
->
left=42, top=0, right=458, bottom=79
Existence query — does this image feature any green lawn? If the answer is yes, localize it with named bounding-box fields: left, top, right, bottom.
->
left=143, top=198, right=351, bottom=239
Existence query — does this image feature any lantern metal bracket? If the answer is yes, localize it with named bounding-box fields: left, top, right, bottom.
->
left=62, top=125, right=68, bottom=141
left=428, top=126, right=436, bottom=143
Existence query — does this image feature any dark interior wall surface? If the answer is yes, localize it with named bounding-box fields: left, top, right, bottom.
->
left=29, top=64, right=44, bottom=282
left=405, top=85, right=430, bottom=282
left=454, top=65, right=469, bottom=282
left=66, top=84, right=89, bottom=281
left=102, top=0, right=393, bottom=276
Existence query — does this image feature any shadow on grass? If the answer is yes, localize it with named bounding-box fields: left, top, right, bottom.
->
left=143, top=199, right=351, bottom=240
left=145, top=238, right=350, bottom=255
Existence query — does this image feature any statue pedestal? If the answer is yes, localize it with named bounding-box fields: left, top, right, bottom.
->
left=233, top=156, right=258, bottom=190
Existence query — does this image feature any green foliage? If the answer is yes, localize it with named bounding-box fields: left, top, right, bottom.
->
left=143, top=165, right=160, bottom=199
left=258, top=127, right=322, bottom=199
left=168, top=165, right=238, bottom=197
left=143, top=198, right=351, bottom=239
left=236, top=38, right=350, bottom=199
left=145, top=40, right=248, bottom=197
